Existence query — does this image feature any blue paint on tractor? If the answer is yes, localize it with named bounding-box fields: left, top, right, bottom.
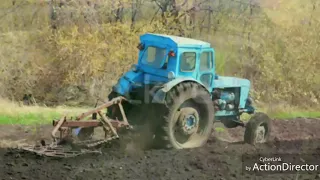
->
left=186, top=115, right=195, bottom=127
left=111, top=33, right=255, bottom=122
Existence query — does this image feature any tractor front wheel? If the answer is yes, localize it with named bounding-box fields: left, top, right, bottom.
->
left=155, top=82, right=214, bottom=149
left=244, top=112, right=271, bottom=145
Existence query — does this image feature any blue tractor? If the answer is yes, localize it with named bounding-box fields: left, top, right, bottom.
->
left=106, top=33, right=271, bottom=149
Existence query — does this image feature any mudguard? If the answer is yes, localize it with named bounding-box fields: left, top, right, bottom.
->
left=152, top=77, right=210, bottom=104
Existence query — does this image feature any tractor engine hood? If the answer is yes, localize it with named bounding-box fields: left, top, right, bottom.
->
left=112, top=70, right=144, bottom=97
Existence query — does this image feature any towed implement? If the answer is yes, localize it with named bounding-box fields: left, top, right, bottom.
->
left=21, top=97, right=133, bottom=157
left=21, top=33, right=272, bottom=157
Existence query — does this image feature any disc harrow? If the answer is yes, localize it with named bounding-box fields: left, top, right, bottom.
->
left=19, top=97, right=132, bottom=158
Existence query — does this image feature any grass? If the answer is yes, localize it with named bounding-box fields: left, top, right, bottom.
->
left=261, top=103, right=320, bottom=119
left=268, top=111, right=320, bottom=119
left=214, top=127, right=226, bottom=133
left=241, top=103, right=320, bottom=121
left=240, top=110, right=320, bottom=121
left=0, top=99, right=90, bottom=125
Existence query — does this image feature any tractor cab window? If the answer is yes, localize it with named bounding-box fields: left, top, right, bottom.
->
left=161, top=55, right=169, bottom=69
left=180, top=52, right=196, bottom=72
left=200, top=51, right=213, bottom=71
left=142, top=46, right=168, bottom=68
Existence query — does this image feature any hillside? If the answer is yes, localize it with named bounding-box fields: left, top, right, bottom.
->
left=0, top=0, right=319, bottom=110
left=261, top=0, right=320, bottom=26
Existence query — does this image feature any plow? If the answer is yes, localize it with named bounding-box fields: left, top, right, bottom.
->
left=19, top=33, right=272, bottom=158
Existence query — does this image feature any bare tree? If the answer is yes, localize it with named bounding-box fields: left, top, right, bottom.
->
left=152, top=0, right=187, bottom=23
left=131, top=0, right=143, bottom=30
left=115, top=0, right=124, bottom=22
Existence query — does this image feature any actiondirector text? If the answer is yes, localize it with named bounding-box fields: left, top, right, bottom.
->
left=246, top=157, right=319, bottom=172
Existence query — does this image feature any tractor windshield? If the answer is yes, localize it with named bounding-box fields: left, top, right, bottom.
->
left=141, top=46, right=168, bottom=68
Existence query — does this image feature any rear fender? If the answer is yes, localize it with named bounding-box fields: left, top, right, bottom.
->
left=151, top=78, right=210, bottom=104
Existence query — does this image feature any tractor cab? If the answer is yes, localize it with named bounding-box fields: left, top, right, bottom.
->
left=136, top=33, right=215, bottom=90
left=112, top=33, right=217, bottom=100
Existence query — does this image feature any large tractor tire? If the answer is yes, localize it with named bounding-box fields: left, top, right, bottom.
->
left=244, top=112, right=271, bottom=145
left=154, top=82, right=214, bottom=149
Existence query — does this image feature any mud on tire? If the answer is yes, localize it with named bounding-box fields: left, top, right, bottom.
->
left=154, top=82, right=214, bottom=149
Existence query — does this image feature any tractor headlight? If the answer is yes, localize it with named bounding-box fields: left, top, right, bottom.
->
left=168, top=71, right=175, bottom=80
left=130, top=64, right=138, bottom=72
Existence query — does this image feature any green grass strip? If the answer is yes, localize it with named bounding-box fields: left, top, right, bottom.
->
left=270, top=111, right=320, bottom=119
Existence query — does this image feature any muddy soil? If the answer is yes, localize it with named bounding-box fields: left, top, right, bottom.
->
left=0, top=117, right=320, bottom=180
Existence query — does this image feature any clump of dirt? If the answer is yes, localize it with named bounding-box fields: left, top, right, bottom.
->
left=0, top=118, right=320, bottom=180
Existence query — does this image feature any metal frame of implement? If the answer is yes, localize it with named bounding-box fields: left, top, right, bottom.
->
left=21, top=97, right=132, bottom=158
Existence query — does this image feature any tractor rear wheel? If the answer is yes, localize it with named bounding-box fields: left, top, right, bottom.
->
left=154, top=82, right=214, bottom=149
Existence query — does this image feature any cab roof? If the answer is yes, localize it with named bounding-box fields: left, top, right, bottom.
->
left=140, top=33, right=211, bottom=48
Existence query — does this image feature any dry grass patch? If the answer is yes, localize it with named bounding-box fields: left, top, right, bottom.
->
left=0, top=98, right=90, bottom=125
